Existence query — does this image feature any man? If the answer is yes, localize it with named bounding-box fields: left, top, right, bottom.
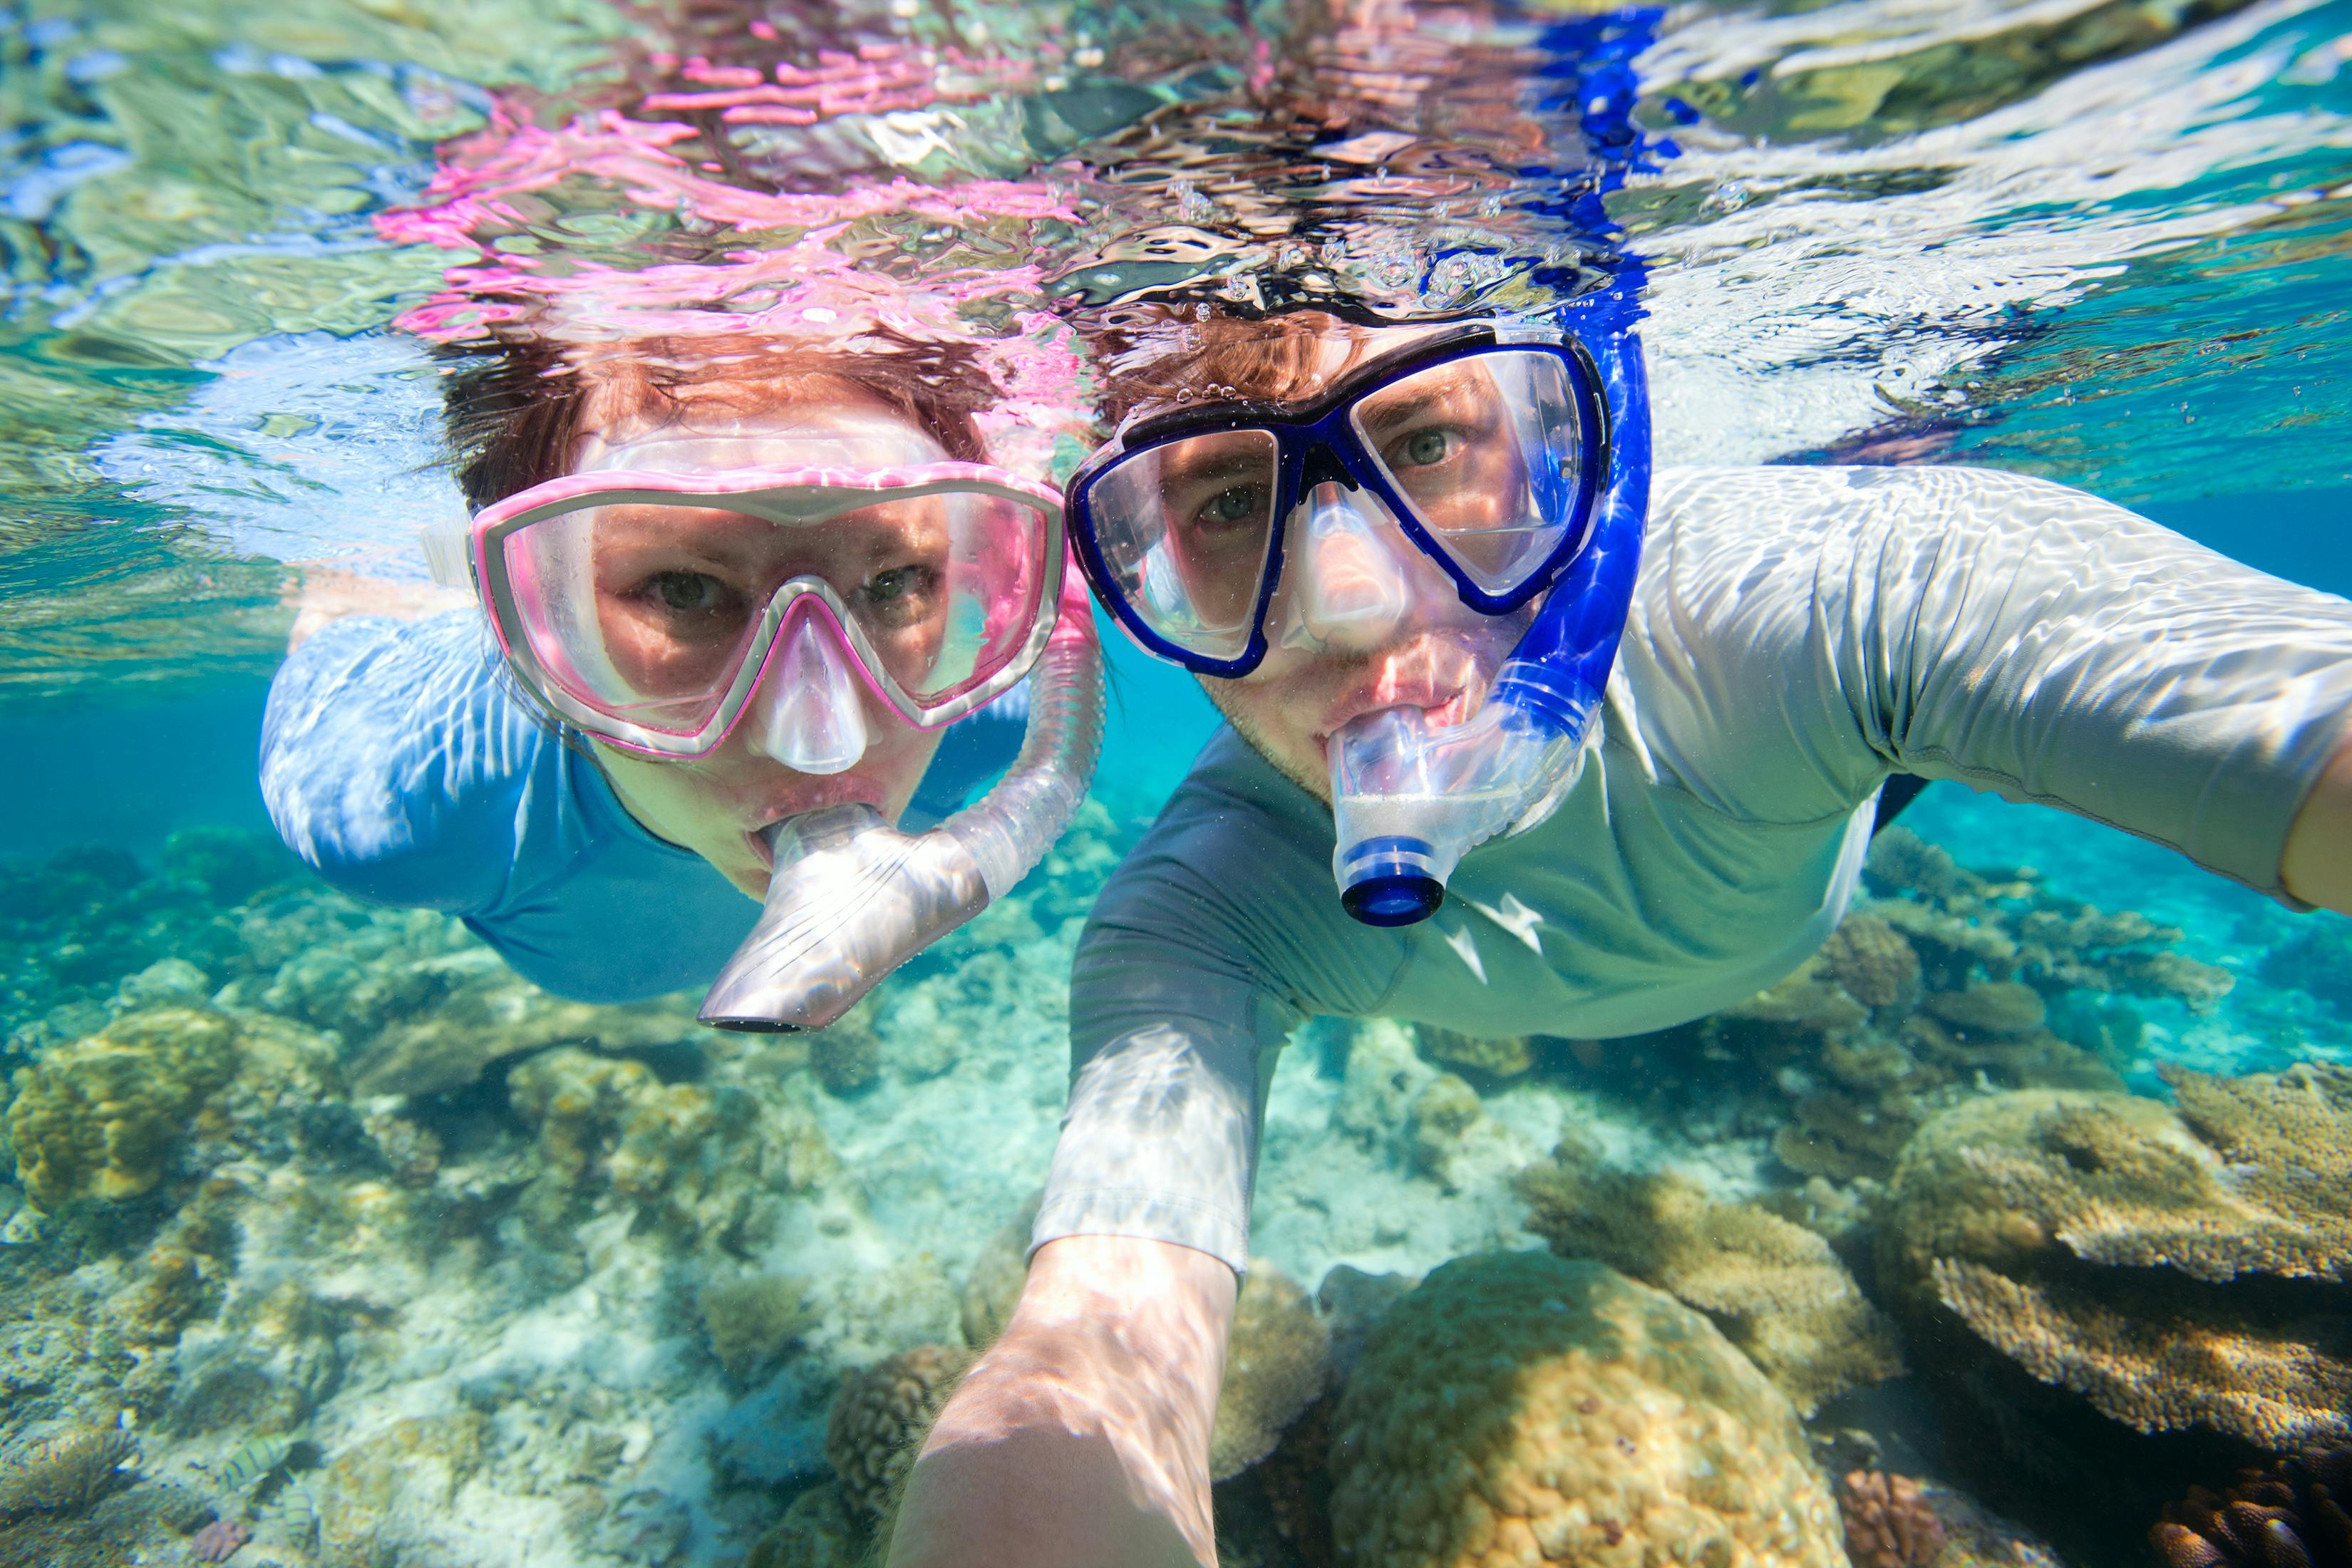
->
left=886, top=303, right=2352, bottom=1567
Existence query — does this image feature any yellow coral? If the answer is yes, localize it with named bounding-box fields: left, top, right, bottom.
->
left=1879, top=1084, right=2352, bottom=1450
left=6, top=1007, right=239, bottom=1208
left=1516, top=1152, right=1902, bottom=1415
left=1328, top=1252, right=1846, bottom=1568
left=1415, top=1025, right=1537, bottom=1079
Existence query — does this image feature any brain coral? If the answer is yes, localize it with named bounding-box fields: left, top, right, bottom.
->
left=1326, top=1252, right=1845, bottom=1568
left=1816, top=914, right=1922, bottom=1010
left=1515, top=1151, right=1902, bottom=1415
left=1879, top=1074, right=2352, bottom=1452
left=827, top=1343, right=972, bottom=1522
left=6, top=1006, right=239, bottom=1209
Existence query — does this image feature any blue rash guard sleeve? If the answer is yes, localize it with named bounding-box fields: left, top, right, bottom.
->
left=259, top=610, right=1022, bottom=1003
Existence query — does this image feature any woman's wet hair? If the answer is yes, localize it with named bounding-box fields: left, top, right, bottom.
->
left=438, top=327, right=1002, bottom=509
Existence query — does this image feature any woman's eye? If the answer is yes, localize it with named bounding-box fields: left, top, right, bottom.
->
left=636, top=570, right=738, bottom=618
left=863, top=564, right=938, bottom=617
left=1192, top=485, right=1264, bottom=529
left=1391, top=428, right=1461, bottom=469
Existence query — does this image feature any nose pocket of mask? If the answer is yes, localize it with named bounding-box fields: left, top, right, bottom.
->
left=753, top=609, right=871, bottom=775
left=1281, top=483, right=1414, bottom=651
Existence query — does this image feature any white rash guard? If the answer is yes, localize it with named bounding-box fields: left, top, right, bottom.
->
left=1034, top=464, right=2352, bottom=1272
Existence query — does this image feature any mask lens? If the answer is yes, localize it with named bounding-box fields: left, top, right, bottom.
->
left=1083, top=428, right=1280, bottom=661
left=1348, top=349, right=1589, bottom=597
left=497, top=484, right=1053, bottom=735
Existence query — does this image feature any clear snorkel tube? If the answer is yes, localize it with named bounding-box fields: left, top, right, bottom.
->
left=1328, top=326, right=1650, bottom=927
left=698, top=560, right=1104, bottom=1031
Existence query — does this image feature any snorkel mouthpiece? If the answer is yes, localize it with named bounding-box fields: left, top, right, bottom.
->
left=1328, top=671, right=1594, bottom=927
left=698, top=563, right=1105, bottom=1032
left=698, top=809, right=990, bottom=1031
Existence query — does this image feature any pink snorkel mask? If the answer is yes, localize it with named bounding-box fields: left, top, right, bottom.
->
left=435, top=429, right=1069, bottom=767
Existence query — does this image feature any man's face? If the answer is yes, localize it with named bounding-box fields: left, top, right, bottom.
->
left=1167, top=324, right=1538, bottom=802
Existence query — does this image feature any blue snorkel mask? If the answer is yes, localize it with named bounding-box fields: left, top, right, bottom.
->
left=1066, top=309, right=1650, bottom=925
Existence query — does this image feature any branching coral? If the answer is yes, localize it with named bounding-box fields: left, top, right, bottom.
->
left=0, top=1424, right=138, bottom=1515
left=827, top=1344, right=972, bottom=1522
left=1516, top=1150, right=1902, bottom=1415
left=2152, top=1447, right=2352, bottom=1568
left=6, top=1006, right=239, bottom=1208
left=1326, top=1252, right=1845, bottom=1568
left=1211, top=1264, right=1331, bottom=1481
left=1879, top=1084, right=2352, bottom=1452
left=1864, top=829, right=2232, bottom=1011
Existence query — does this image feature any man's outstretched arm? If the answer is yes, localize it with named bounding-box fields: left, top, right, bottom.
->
left=887, top=1234, right=1237, bottom=1568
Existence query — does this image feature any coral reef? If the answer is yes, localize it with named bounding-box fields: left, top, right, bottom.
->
left=1326, top=1251, right=1845, bottom=1568
left=826, top=1344, right=972, bottom=1523
left=1413, top=1025, right=1537, bottom=1080
left=1838, top=1470, right=1946, bottom=1568
left=1516, top=1148, right=1902, bottom=1415
left=1817, top=914, right=1924, bottom=1010
left=701, top=1274, right=817, bottom=1384
left=1879, top=1081, right=2352, bottom=1452
left=0, top=1423, right=138, bottom=1515
left=7, top=1007, right=239, bottom=1208
left=1211, top=1263, right=1331, bottom=1481
left=746, top=1482, right=865, bottom=1568
left=810, top=1007, right=882, bottom=1098
left=2152, top=1447, right=2352, bottom=1568
left=1864, top=829, right=2232, bottom=1011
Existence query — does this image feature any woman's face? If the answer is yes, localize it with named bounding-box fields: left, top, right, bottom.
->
left=575, top=391, right=951, bottom=898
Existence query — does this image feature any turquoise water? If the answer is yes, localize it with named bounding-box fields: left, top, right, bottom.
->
left=1, top=2, right=2350, bottom=1566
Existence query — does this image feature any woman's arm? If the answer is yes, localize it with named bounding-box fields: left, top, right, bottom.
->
left=889, top=1235, right=1237, bottom=1568
left=2283, top=732, right=2352, bottom=914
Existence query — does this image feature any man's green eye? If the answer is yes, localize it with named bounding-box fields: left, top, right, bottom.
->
left=1396, top=428, right=1459, bottom=468
left=1197, top=486, right=1263, bottom=526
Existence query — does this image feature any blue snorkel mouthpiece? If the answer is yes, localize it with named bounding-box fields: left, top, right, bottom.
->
left=1328, top=326, right=1649, bottom=926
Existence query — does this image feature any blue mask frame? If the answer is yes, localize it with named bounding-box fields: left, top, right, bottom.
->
left=1065, top=322, right=1615, bottom=679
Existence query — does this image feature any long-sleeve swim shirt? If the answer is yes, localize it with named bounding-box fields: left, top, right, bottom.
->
left=1035, top=465, right=2352, bottom=1272
left=259, top=609, right=1022, bottom=1004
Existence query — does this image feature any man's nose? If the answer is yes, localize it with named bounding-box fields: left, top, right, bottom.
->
left=1276, top=482, right=1417, bottom=654
left=746, top=607, right=870, bottom=774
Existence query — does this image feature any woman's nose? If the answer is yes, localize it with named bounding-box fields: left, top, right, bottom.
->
left=1275, top=482, right=1419, bottom=654
left=747, top=609, right=870, bottom=774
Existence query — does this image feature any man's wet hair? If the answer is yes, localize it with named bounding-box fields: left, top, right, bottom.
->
left=1082, top=304, right=1411, bottom=432
left=436, top=327, right=1001, bottom=508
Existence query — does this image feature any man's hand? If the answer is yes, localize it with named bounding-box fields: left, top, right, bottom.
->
left=886, top=1234, right=1237, bottom=1568
left=2284, top=731, right=2352, bottom=916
